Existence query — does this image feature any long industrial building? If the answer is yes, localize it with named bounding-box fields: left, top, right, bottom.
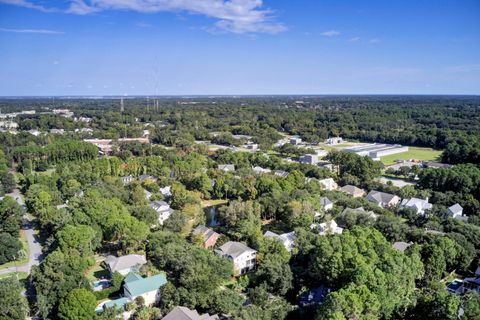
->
left=343, top=143, right=408, bottom=159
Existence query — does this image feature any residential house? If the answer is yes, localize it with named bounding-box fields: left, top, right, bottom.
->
left=366, top=190, right=401, bottom=208
left=252, top=166, right=271, bottom=174
left=160, top=186, right=172, bottom=198
left=192, top=225, right=220, bottom=249
left=215, top=241, right=257, bottom=276
left=342, top=207, right=378, bottom=220
left=150, top=200, right=174, bottom=225
left=290, top=137, right=302, bottom=145
left=393, top=241, right=413, bottom=253
left=264, top=231, right=296, bottom=252
left=326, top=137, right=343, bottom=145
left=163, top=306, right=219, bottom=320
left=318, top=178, right=338, bottom=191
left=400, top=198, right=433, bottom=215
left=274, top=170, right=289, bottom=177
left=311, top=220, right=343, bottom=235
left=423, top=161, right=453, bottom=169
left=49, top=128, right=65, bottom=135
left=448, top=204, right=466, bottom=221
left=320, top=197, right=333, bottom=211
left=138, top=174, right=158, bottom=183
left=463, top=274, right=480, bottom=294
left=218, top=164, right=235, bottom=172
left=143, top=189, right=152, bottom=200
left=340, top=185, right=366, bottom=198
left=105, top=254, right=147, bottom=276
left=100, top=272, right=167, bottom=312
left=299, top=154, right=320, bottom=165
left=28, top=129, right=41, bottom=136
left=121, top=175, right=134, bottom=185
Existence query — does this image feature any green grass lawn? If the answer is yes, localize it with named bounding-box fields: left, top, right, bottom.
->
left=0, top=231, right=30, bottom=270
left=201, top=199, right=228, bottom=208
left=380, top=147, right=442, bottom=166
left=0, top=271, right=28, bottom=281
left=86, top=263, right=109, bottom=282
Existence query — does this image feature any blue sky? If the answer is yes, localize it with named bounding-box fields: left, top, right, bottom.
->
left=0, top=0, right=479, bottom=95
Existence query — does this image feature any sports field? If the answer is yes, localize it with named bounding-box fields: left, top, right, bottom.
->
left=380, top=147, right=442, bottom=166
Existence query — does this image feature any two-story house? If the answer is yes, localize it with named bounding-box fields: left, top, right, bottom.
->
left=149, top=200, right=174, bottom=225
left=215, top=241, right=256, bottom=276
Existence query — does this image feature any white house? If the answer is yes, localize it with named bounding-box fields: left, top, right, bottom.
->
left=252, top=166, right=271, bottom=174
left=159, top=186, right=172, bottom=197
left=274, top=170, right=289, bottom=177
left=149, top=200, right=174, bottom=225
left=400, top=198, right=432, bottom=215
left=215, top=241, right=257, bottom=276
left=318, top=178, right=338, bottom=191
left=448, top=204, right=466, bottom=220
left=218, top=164, right=235, bottom=172
left=320, top=197, right=333, bottom=211
left=311, top=220, right=343, bottom=235
left=105, top=254, right=147, bottom=276
left=326, top=137, right=343, bottom=145
left=121, top=175, right=134, bottom=185
left=264, top=231, right=296, bottom=252
left=163, top=306, right=219, bottom=320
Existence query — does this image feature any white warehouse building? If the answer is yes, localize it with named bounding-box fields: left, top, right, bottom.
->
left=344, top=143, right=408, bottom=159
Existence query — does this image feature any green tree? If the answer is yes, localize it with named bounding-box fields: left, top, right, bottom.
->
left=58, top=288, right=97, bottom=320
left=56, top=224, right=98, bottom=255
left=0, top=232, right=22, bottom=264
left=0, top=277, right=28, bottom=320
left=0, top=196, right=24, bottom=236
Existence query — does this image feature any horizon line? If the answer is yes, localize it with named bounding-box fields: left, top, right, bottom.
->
left=0, top=93, right=479, bottom=99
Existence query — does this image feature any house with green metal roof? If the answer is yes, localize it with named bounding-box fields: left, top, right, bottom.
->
left=98, top=272, right=168, bottom=313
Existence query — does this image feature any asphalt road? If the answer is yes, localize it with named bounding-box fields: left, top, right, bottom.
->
left=0, top=189, right=44, bottom=275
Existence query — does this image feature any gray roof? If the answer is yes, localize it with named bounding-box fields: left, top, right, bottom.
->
left=393, top=242, right=413, bottom=253
left=150, top=200, right=170, bottom=211
left=163, top=306, right=219, bottom=320
left=366, top=190, right=399, bottom=205
left=105, top=254, right=146, bottom=272
left=215, top=241, right=256, bottom=259
left=138, top=174, right=158, bottom=183
left=448, top=203, right=463, bottom=215
left=320, top=197, right=333, bottom=206
left=340, top=185, right=365, bottom=196
left=274, top=170, right=289, bottom=177
left=192, top=225, right=219, bottom=243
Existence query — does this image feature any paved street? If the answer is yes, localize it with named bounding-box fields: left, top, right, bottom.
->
left=0, top=189, right=44, bottom=275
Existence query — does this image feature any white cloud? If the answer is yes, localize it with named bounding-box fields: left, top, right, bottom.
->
left=0, top=27, right=64, bottom=34
left=0, top=0, right=56, bottom=12
left=1, top=0, right=286, bottom=34
left=320, top=30, right=340, bottom=37
left=369, top=38, right=380, bottom=44
left=348, top=36, right=360, bottom=42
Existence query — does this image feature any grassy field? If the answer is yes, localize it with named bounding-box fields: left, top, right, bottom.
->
left=0, top=230, right=30, bottom=270
left=0, top=271, right=28, bottom=281
left=86, top=262, right=109, bottom=282
left=201, top=199, right=228, bottom=208
left=380, top=147, right=442, bottom=166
